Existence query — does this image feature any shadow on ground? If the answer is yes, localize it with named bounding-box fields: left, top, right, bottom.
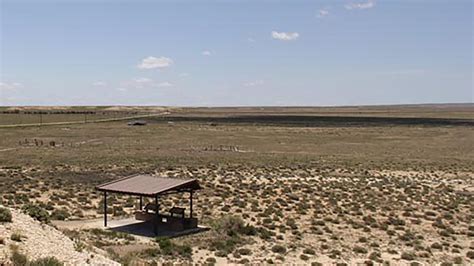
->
left=109, top=220, right=209, bottom=238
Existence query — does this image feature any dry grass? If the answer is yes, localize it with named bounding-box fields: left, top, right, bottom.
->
left=0, top=105, right=473, bottom=264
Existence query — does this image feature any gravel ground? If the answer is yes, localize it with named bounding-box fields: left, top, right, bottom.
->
left=0, top=206, right=120, bottom=265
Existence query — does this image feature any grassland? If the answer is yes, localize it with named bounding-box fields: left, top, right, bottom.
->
left=0, top=104, right=473, bottom=265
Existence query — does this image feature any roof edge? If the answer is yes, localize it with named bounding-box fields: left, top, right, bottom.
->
left=95, top=174, right=141, bottom=190
left=95, top=175, right=202, bottom=195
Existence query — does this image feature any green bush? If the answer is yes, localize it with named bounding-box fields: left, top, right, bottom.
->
left=467, top=251, right=474, bottom=259
left=303, top=248, right=316, bottom=255
left=29, top=257, right=63, bottom=266
left=209, top=216, right=257, bottom=256
left=353, top=246, right=368, bottom=254
left=177, top=245, right=192, bottom=258
left=271, top=245, right=286, bottom=254
left=214, top=216, right=246, bottom=236
left=0, top=207, right=12, bottom=222
left=206, top=257, right=217, bottom=263
left=237, top=248, right=252, bottom=255
left=11, top=251, right=28, bottom=266
left=50, top=209, right=70, bottom=221
left=210, top=237, right=241, bottom=256
left=74, top=240, right=86, bottom=252
left=257, top=227, right=275, bottom=240
left=22, top=204, right=50, bottom=223
left=155, top=237, right=192, bottom=258
left=157, top=238, right=173, bottom=255
left=401, top=252, right=417, bottom=261
left=141, top=248, right=160, bottom=257
left=87, top=228, right=134, bottom=241
left=11, top=232, right=23, bottom=242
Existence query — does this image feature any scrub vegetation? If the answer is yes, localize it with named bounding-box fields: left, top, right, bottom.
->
left=0, top=105, right=473, bottom=264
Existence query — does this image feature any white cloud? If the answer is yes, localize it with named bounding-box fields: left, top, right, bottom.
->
left=179, top=73, right=189, bottom=77
left=345, top=0, right=376, bottom=10
left=244, top=80, right=264, bottom=87
left=133, top=77, right=153, bottom=84
left=247, top=37, right=256, bottom=43
left=137, top=56, right=173, bottom=69
left=0, top=81, right=23, bottom=90
left=202, top=50, right=212, bottom=56
left=157, top=82, right=173, bottom=87
left=317, top=9, right=330, bottom=18
left=92, top=81, right=107, bottom=87
left=116, top=87, right=127, bottom=92
left=271, top=31, right=299, bottom=41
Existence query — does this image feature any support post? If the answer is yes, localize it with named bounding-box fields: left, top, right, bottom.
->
left=103, top=191, right=107, bottom=227
left=154, top=195, right=158, bottom=235
left=139, top=196, right=143, bottom=210
left=190, top=190, right=193, bottom=218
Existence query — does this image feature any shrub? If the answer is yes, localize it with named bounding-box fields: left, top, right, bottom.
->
left=271, top=245, right=286, bottom=254
left=209, top=237, right=240, bottom=256
left=453, top=256, right=462, bottom=264
left=11, top=251, right=28, bottom=266
left=467, top=251, right=474, bottom=259
left=240, top=224, right=257, bottom=236
left=303, top=248, right=316, bottom=255
left=215, top=216, right=255, bottom=237
left=209, top=216, right=257, bottom=255
left=29, top=257, right=63, bottom=266
left=157, top=238, right=173, bottom=255
left=156, top=237, right=192, bottom=258
left=177, top=245, right=192, bottom=258
left=141, top=248, right=160, bottom=257
left=0, top=207, right=12, bottom=222
left=239, top=258, right=250, bottom=264
left=11, top=232, right=23, bottom=242
left=401, top=252, right=417, bottom=261
left=300, top=254, right=309, bottom=260
left=353, top=246, right=368, bottom=254
left=22, top=204, right=50, bottom=223
left=87, top=228, right=134, bottom=241
left=206, top=257, right=217, bottom=264
left=50, top=209, right=70, bottom=221
left=74, top=240, right=86, bottom=252
left=237, top=248, right=252, bottom=255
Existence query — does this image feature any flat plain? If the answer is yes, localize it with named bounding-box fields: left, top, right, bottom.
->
left=0, top=104, right=473, bottom=265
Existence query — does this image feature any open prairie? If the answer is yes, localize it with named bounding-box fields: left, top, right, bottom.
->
left=0, top=105, right=473, bottom=265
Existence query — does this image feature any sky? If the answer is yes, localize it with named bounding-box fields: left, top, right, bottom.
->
left=0, top=0, right=472, bottom=106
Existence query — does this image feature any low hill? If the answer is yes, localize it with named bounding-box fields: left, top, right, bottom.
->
left=0, top=206, right=119, bottom=265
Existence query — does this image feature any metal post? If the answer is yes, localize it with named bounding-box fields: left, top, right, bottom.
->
left=103, top=191, right=107, bottom=227
left=139, top=196, right=143, bottom=210
left=154, top=195, right=158, bottom=235
left=190, top=191, right=193, bottom=218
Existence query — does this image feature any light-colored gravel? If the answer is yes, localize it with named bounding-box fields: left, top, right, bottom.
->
left=0, top=206, right=119, bottom=265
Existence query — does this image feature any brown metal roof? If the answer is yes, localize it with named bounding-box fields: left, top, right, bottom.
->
left=96, top=175, right=201, bottom=196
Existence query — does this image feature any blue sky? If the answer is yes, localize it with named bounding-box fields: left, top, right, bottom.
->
left=0, top=0, right=472, bottom=106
